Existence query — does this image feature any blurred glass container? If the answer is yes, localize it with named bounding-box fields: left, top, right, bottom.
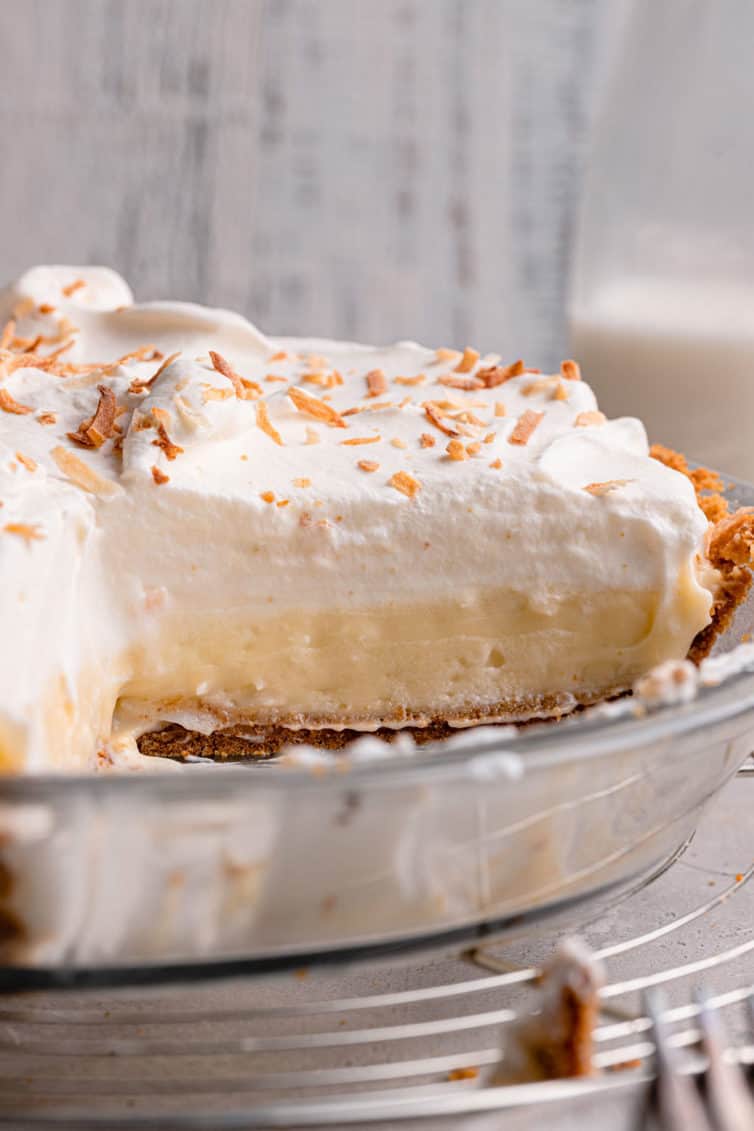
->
left=569, top=0, right=754, bottom=478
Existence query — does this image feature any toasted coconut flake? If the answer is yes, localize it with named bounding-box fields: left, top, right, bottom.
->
left=300, top=512, right=313, bottom=527
left=489, top=458, right=503, bottom=469
left=483, top=432, right=495, bottom=444
left=439, top=375, right=483, bottom=391
left=366, top=369, right=388, bottom=398
left=0, top=320, right=15, bottom=350
left=391, top=437, right=407, bottom=449
left=37, top=412, right=57, bottom=426
left=574, top=411, right=607, bottom=428
left=305, top=426, right=320, bottom=445
left=302, top=369, right=343, bottom=389
left=340, top=435, right=380, bottom=446
left=277, top=499, right=290, bottom=508
left=38, top=303, right=55, bottom=315
left=61, top=278, right=86, bottom=297
left=584, top=479, right=632, bottom=497
left=253, top=400, right=283, bottom=446
left=16, top=452, right=37, bottom=472
left=288, top=386, right=346, bottom=427
left=389, top=470, right=422, bottom=498
left=454, top=347, right=480, bottom=373
left=494, top=402, right=506, bottom=417
left=9, top=332, right=42, bottom=353
left=305, top=354, right=329, bottom=369
left=466, top=442, right=481, bottom=456
left=67, top=384, right=118, bottom=448
left=357, top=459, right=380, bottom=473
left=151, top=465, right=169, bottom=485
left=508, top=409, right=544, bottom=446
left=133, top=412, right=155, bottom=432
left=432, top=347, right=461, bottom=365
left=4, top=522, right=44, bottom=545
left=293, top=477, right=311, bottom=487
left=151, top=406, right=172, bottom=428
left=561, top=359, right=581, bottom=381
left=114, top=345, right=162, bottom=368
left=419, top=432, right=436, bottom=448
left=522, top=376, right=561, bottom=397
left=265, top=374, right=288, bottom=383
left=260, top=490, right=276, bottom=504
left=209, top=351, right=261, bottom=400
left=394, top=374, right=426, bottom=386
left=151, top=419, right=184, bottom=461
left=0, top=389, right=33, bottom=415
left=129, top=350, right=181, bottom=394
left=424, top=403, right=459, bottom=437
left=553, top=381, right=568, bottom=401
left=268, top=350, right=288, bottom=362
left=45, top=336, right=77, bottom=362
left=446, top=439, right=469, bottom=461
left=202, top=385, right=234, bottom=402
left=51, top=446, right=121, bottom=496
left=477, top=359, right=524, bottom=387
left=445, top=407, right=486, bottom=427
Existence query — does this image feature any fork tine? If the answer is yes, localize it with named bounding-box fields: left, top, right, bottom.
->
left=697, top=991, right=754, bottom=1131
left=645, top=989, right=711, bottom=1131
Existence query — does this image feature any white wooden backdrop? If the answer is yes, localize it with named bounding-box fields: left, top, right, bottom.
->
left=0, top=0, right=617, bottom=366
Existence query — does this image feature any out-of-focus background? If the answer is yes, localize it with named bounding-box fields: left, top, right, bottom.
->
left=0, top=0, right=622, bottom=367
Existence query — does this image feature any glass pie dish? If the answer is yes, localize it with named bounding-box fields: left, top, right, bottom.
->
left=0, top=476, right=752, bottom=989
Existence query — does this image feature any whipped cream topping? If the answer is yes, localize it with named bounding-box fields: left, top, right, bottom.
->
left=0, top=266, right=714, bottom=771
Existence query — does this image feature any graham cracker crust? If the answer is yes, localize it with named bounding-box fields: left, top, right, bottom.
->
left=650, top=445, right=754, bottom=664
left=136, top=446, right=754, bottom=764
left=136, top=686, right=624, bottom=762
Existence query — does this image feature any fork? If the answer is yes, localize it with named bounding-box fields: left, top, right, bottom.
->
left=644, top=988, right=754, bottom=1130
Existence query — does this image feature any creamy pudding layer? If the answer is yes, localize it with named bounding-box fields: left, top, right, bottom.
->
left=115, top=581, right=707, bottom=729
left=0, top=266, right=719, bottom=771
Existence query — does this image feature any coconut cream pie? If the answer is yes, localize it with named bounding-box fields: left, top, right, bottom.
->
left=0, top=265, right=751, bottom=772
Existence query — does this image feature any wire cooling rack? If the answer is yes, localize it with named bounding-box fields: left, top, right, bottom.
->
left=0, top=761, right=751, bottom=1130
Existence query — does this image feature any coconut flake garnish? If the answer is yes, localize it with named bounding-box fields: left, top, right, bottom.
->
left=209, top=351, right=262, bottom=400
left=366, top=369, right=388, bottom=397
left=508, top=409, right=544, bottom=445
left=67, top=385, right=118, bottom=448
left=561, top=359, right=581, bottom=381
left=51, top=446, right=121, bottom=497
left=3, top=522, right=44, bottom=545
left=389, top=470, right=422, bottom=498
left=0, top=389, right=33, bottom=415
left=288, top=386, right=346, bottom=428
left=256, top=401, right=284, bottom=446
left=454, top=347, right=480, bottom=373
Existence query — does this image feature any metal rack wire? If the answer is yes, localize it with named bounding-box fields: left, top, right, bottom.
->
left=0, top=760, right=751, bottom=1129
